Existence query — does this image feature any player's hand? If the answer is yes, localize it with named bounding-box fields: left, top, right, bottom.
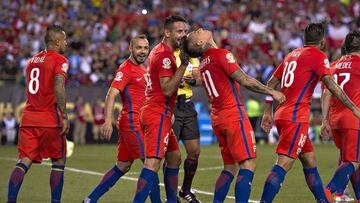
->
left=272, top=91, right=286, bottom=104
left=261, top=113, right=273, bottom=133
left=102, top=121, right=113, bottom=141
left=179, top=49, right=190, bottom=68
left=352, top=107, right=360, bottom=119
left=320, top=119, right=332, bottom=141
left=61, top=118, right=70, bottom=135
left=179, top=77, right=186, bottom=88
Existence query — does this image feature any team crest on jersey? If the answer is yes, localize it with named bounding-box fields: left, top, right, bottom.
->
left=114, top=71, right=123, bottom=81
left=226, top=53, right=235, bottom=63
left=61, top=63, right=69, bottom=73
left=324, top=58, right=330, bottom=68
left=162, top=58, right=171, bottom=69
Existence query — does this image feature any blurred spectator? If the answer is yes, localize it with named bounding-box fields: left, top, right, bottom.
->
left=245, top=96, right=262, bottom=134
left=74, top=96, right=86, bottom=145
left=1, top=112, right=17, bottom=145
left=92, top=98, right=105, bottom=141
left=0, top=0, right=357, bottom=85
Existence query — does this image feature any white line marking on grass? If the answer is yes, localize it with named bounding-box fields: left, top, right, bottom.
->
left=0, top=157, right=259, bottom=203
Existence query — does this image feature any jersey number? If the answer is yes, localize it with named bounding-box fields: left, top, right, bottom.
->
left=281, top=61, right=297, bottom=88
left=29, top=68, right=40, bottom=94
left=333, top=73, right=350, bottom=90
left=202, top=70, right=219, bottom=98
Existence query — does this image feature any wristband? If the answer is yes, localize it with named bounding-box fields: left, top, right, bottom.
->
left=265, top=96, right=273, bottom=104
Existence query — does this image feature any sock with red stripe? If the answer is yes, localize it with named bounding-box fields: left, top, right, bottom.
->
left=235, top=169, right=254, bottom=203
left=50, top=164, right=65, bottom=203
left=8, top=162, right=29, bottom=202
left=214, top=170, right=234, bottom=203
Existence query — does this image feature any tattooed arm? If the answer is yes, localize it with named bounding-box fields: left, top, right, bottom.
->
left=54, top=74, right=69, bottom=135
left=230, top=69, right=285, bottom=103
left=322, top=75, right=360, bottom=118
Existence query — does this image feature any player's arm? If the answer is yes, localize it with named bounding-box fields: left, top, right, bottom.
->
left=184, top=64, right=202, bottom=86
left=322, top=75, right=360, bottom=118
left=160, top=52, right=188, bottom=97
left=54, top=74, right=69, bottom=135
left=320, top=88, right=332, bottom=140
left=230, top=69, right=285, bottom=103
left=261, top=76, right=281, bottom=133
left=102, top=87, right=120, bottom=140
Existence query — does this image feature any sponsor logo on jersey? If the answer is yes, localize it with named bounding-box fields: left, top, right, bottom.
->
left=226, top=53, right=235, bottom=63
left=114, top=71, right=123, bottom=81
left=324, top=58, right=330, bottom=68
left=61, top=63, right=69, bottom=73
left=162, top=58, right=171, bottom=69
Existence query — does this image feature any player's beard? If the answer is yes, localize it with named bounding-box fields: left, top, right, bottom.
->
left=134, top=54, right=146, bottom=64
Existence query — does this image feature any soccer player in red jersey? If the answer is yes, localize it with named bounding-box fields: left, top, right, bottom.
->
left=7, top=25, right=69, bottom=203
left=133, top=16, right=189, bottom=203
left=321, top=31, right=360, bottom=203
left=260, top=23, right=360, bottom=203
left=82, top=35, right=160, bottom=203
left=183, top=28, right=285, bottom=203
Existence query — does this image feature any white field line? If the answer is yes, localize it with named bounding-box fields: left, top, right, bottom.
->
left=1, top=157, right=260, bottom=203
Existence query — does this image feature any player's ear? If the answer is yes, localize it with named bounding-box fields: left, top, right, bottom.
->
left=164, top=29, right=171, bottom=38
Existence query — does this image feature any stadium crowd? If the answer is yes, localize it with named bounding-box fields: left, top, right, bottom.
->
left=0, top=0, right=359, bottom=85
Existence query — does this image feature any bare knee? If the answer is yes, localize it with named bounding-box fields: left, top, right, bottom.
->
left=239, top=158, right=256, bottom=171
left=186, top=147, right=200, bottom=161
left=144, top=158, right=162, bottom=172
left=299, top=152, right=317, bottom=169
left=51, top=158, right=66, bottom=166
left=276, top=155, right=296, bottom=171
left=223, top=164, right=238, bottom=175
left=19, top=157, right=33, bottom=169
left=166, top=150, right=181, bottom=168
left=116, top=161, right=133, bottom=173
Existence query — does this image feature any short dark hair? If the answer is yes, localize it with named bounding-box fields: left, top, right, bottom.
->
left=340, top=43, right=347, bottom=55
left=344, top=30, right=360, bottom=53
left=130, top=34, right=148, bottom=47
left=45, top=24, right=65, bottom=45
left=164, top=15, right=187, bottom=30
left=304, top=23, right=325, bottom=45
left=183, top=35, right=202, bottom=58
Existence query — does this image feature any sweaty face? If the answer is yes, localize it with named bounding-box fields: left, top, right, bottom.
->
left=185, top=28, right=212, bottom=57
left=131, top=39, right=149, bottom=64
left=169, top=22, right=188, bottom=49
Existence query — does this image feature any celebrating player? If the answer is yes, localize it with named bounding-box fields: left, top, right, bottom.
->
left=260, top=23, right=360, bottom=203
left=132, top=15, right=188, bottom=203
left=7, top=25, right=69, bottom=203
left=82, top=35, right=161, bottom=203
left=321, top=31, right=360, bottom=202
left=183, top=28, right=285, bottom=203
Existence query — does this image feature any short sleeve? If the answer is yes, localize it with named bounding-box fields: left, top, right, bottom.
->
left=111, top=64, right=131, bottom=92
left=273, top=61, right=284, bottom=79
left=156, top=52, right=176, bottom=78
left=54, top=56, right=69, bottom=79
left=218, top=49, right=241, bottom=76
left=313, top=53, right=331, bottom=79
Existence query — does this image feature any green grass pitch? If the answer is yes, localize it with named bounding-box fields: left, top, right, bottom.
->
left=0, top=144, right=346, bottom=202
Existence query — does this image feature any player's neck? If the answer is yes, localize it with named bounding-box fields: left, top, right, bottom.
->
left=203, top=41, right=217, bottom=53
left=46, top=45, right=59, bottom=53
left=162, top=38, right=176, bottom=51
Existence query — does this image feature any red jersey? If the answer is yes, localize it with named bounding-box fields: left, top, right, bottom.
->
left=21, top=50, right=68, bottom=127
left=273, top=46, right=331, bottom=123
left=111, top=59, right=146, bottom=131
left=329, top=54, right=360, bottom=129
left=199, top=48, right=248, bottom=120
left=142, top=42, right=177, bottom=117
